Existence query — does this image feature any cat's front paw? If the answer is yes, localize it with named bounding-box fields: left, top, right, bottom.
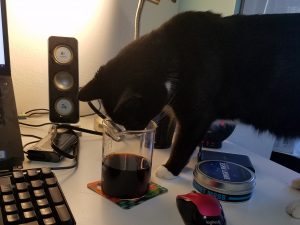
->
left=286, top=200, right=300, bottom=219
left=155, top=165, right=177, bottom=180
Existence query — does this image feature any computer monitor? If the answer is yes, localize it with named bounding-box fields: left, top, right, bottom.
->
left=0, top=0, right=24, bottom=170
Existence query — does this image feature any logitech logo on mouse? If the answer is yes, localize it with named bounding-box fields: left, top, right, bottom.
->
left=206, top=220, right=221, bottom=225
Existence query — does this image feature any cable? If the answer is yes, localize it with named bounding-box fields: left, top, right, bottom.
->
left=21, top=134, right=42, bottom=140
left=87, top=101, right=106, bottom=120
left=79, top=112, right=95, bottom=117
left=23, top=141, right=39, bottom=154
left=25, top=108, right=49, bottom=114
left=23, top=107, right=99, bottom=119
left=26, top=112, right=49, bottom=117
left=19, top=122, right=54, bottom=127
left=21, top=134, right=42, bottom=154
left=55, top=124, right=102, bottom=136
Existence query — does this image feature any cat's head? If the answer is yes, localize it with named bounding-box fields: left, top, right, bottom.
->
left=79, top=35, right=176, bottom=130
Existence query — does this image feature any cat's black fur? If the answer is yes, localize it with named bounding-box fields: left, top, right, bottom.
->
left=79, top=11, right=300, bottom=176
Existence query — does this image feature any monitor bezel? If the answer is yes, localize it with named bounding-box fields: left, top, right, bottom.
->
left=0, top=0, right=11, bottom=76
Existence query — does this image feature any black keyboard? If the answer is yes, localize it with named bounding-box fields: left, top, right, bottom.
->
left=0, top=168, right=76, bottom=225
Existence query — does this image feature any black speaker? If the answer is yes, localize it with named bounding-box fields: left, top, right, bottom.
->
left=48, top=36, right=79, bottom=123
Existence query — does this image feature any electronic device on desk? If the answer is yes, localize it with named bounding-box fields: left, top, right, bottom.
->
left=0, top=1, right=76, bottom=224
left=0, top=0, right=24, bottom=170
left=0, top=168, right=76, bottom=225
left=176, top=192, right=226, bottom=225
left=26, top=126, right=79, bottom=163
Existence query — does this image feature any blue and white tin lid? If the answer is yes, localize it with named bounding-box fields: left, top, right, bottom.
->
left=193, top=160, right=256, bottom=202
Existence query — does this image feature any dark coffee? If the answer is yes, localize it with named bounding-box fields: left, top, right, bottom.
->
left=101, top=153, right=151, bottom=199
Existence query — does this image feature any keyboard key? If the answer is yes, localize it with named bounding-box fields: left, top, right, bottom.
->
left=41, top=168, right=53, bottom=177
left=36, top=198, right=49, bottom=207
left=27, top=170, right=39, bottom=180
left=33, top=189, right=45, bottom=198
left=45, top=177, right=57, bottom=186
left=6, top=213, right=19, bottom=223
left=40, top=207, right=52, bottom=217
left=23, top=210, right=36, bottom=220
left=4, top=204, right=17, bottom=213
left=43, top=217, right=56, bottom=225
left=0, top=184, right=12, bottom=193
left=18, top=191, right=31, bottom=201
left=16, top=182, right=28, bottom=191
left=3, top=194, right=15, bottom=203
left=0, top=176, right=11, bottom=185
left=49, top=186, right=63, bottom=203
left=21, top=201, right=33, bottom=210
left=55, top=204, right=72, bottom=224
left=13, top=171, right=24, bottom=180
left=30, top=180, right=43, bottom=189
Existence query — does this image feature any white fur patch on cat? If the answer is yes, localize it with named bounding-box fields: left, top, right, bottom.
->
left=286, top=200, right=300, bottom=219
left=155, top=165, right=177, bottom=179
left=165, top=81, right=172, bottom=95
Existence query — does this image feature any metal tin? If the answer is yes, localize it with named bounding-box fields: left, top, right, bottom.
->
left=193, top=160, right=256, bottom=202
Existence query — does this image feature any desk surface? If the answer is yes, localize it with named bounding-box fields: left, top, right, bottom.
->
left=20, top=117, right=300, bottom=225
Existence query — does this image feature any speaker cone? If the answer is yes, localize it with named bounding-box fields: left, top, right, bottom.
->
left=54, top=71, right=74, bottom=91
left=54, top=98, right=74, bottom=116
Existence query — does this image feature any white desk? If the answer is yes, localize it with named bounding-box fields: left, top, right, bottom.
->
left=20, top=117, right=300, bottom=225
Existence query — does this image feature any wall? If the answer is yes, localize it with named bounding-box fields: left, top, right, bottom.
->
left=179, top=0, right=237, bottom=16
left=7, top=0, right=179, bottom=115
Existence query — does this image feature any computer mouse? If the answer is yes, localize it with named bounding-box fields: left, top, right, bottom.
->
left=176, top=192, right=226, bottom=225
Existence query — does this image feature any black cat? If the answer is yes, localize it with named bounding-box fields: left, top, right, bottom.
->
left=79, top=11, right=300, bottom=178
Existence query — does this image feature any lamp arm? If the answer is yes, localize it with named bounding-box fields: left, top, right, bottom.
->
left=134, top=0, right=176, bottom=40
left=134, top=0, right=145, bottom=40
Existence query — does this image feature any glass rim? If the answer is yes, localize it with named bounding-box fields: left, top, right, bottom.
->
left=103, top=119, right=157, bottom=135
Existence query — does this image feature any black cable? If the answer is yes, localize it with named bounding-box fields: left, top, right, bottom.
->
left=21, top=134, right=42, bottom=154
left=56, top=124, right=103, bottom=136
left=23, top=107, right=101, bottom=119
left=26, top=112, right=49, bottom=117
left=80, top=113, right=95, bottom=117
left=88, top=101, right=106, bottom=119
left=19, top=122, right=54, bottom=127
left=51, top=141, right=79, bottom=171
left=25, top=108, right=49, bottom=114
left=21, top=134, right=42, bottom=139
left=23, top=141, right=40, bottom=154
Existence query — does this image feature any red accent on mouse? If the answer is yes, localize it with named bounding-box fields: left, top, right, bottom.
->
left=176, top=192, right=226, bottom=225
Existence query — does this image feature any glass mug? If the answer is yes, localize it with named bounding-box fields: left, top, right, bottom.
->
left=101, top=119, right=157, bottom=199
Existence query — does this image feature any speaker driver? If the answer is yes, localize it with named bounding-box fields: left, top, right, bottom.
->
left=54, top=71, right=74, bottom=91
left=54, top=98, right=74, bottom=116
left=53, top=45, right=73, bottom=65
